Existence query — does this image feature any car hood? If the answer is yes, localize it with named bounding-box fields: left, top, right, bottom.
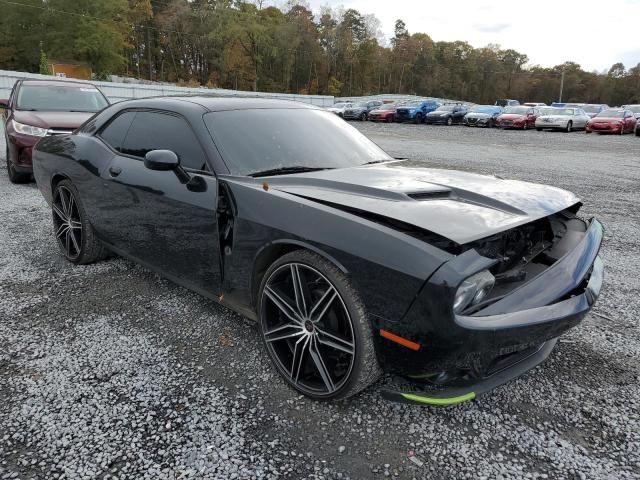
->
left=538, top=115, right=572, bottom=120
left=265, top=163, right=580, bottom=245
left=466, top=112, right=492, bottom=118
left=427, top=111, right=450, bottom=116
left=590, top=117, right=621, bottom=122
left=13, top=110, right=95, bottom=129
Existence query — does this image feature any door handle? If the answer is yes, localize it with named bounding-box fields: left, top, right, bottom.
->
left=109, top=166, right=122, bottom=177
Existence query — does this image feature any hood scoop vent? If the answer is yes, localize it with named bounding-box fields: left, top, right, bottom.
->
left=407, top=191, right=451, bottom=201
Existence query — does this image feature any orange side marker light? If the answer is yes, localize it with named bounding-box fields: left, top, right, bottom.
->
left=379, top=329, right=421, bottom=351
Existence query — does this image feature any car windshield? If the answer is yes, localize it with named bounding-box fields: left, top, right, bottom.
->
left=17, top=84, right=108, bottom=112
left=355, top=102, right=368, bottom=108
left=332, top=103, right=350, bottom=108
left=377, top=104, right=397, bottom=110
left=436, top=105, right=456, bottom=111
left=596, top=110, right=624, bottom=118
left=204, top=109, right=392, bottom=176
left=503, top=106, right=528, bottom=114
left=582, top=105, right=602, bottom=113
left=405, top=101, right=425, bottom=107
left=470, top=106, right=499, bottom=113
left=626, top=105, right=640, bottom=113
left=542, top=108, right=574, bottom=116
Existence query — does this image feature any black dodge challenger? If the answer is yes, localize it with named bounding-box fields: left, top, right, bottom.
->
left=32, top=97, right=604, bottom=405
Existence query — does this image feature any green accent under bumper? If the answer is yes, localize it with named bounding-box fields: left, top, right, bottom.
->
left=400, top=391, right=476, bottom=406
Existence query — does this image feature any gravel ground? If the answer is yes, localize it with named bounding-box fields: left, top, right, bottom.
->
left=0, top=122, right=639, bottom=479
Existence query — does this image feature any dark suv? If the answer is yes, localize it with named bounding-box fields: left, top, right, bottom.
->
left=1, top=79, right=109, bottom=183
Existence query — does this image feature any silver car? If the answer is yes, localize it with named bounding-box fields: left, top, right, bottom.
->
left=326, top=102, right=354, bottom=118
left=622, top=104, right=640, bottom=120
left=535, top=107, right=590, bottom=132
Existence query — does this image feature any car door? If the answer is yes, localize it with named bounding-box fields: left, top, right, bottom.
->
left=453, top=107, right=466, bottom=122
left=97, top=109, right=222, bottom=295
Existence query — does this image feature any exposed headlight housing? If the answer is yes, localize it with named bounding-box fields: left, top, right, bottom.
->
left=12, top=119, right=48, bottom=137
left=453, top=270, right=495, bottom=313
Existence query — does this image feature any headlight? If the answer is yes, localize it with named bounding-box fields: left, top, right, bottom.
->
left=453, top=270, right=495, bottom=313
left=12, top=120, right=48, bottom=137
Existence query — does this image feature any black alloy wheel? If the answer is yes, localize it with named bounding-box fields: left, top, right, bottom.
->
left=259, top=251, right=380, bottom=400
left=52, top=180, right=107, bottom=264
left=360, top=112, right=367, bottom=121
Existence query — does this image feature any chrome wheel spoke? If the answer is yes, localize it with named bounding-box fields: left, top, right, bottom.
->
left=59, top=189, right=70, bottom=216
left=52, top=204, right=67, bottom=222
left=55, top=223, right=70, bottom=239
left=265, top=286, right=303, bottom=324
left=290, top=335, right=311, bottom=383
left=264, top=323, right=304, bottom=343
left=68, top=229, right=81, bottom=254
left=309, top=286, right=337, bottom=323
left=316, top=327, right=355, bottom=356
left=309, top=337, right=335, bottom=392
left=291, top=264, right=308, bottom=318
left=69, top=219, right=82, bottom=230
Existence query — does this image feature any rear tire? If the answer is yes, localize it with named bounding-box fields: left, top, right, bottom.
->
left=258, top=250, right=381, bottom=400
left=52, top=180, right=107, bottom=265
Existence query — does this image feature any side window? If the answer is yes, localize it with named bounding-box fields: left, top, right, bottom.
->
left=120, top=111, right=208, bottom=172
left=99, top=111, right=136, bottom=152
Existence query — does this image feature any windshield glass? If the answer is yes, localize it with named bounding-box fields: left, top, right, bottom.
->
left=377, top=104, right=397, bottom=110
left=331, top=103, right=349, bottom=108
left=204, top=109, right=392, bottom=176
left=436, top=105, right=456, bottom=112
left=626, top=105, right=640, bottom=113
left=541, top=108, right=574, bottom=116
left=17, top=84, right=108, bottom=112
left=503, top=106, right=528, bottom=114
left=582, top=105, right=602, bottom=113
left=470, top=106, right=499, bottom=113
left=596, top=110, right=624, bottom=118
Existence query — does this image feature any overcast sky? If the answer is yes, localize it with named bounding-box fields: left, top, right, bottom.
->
left=302, top=0, right=640, bottom=72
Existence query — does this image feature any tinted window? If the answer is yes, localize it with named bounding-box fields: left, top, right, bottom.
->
left=99, top=111, right=136, bottom=152
left=204, top=109, right=391, bottom=176
left=120, top=111, right=208, bottom=171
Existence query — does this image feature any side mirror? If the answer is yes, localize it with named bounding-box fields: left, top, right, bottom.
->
left=144, top=150, right=179, bottom=171
left=0, top=99, right=8, bottom=109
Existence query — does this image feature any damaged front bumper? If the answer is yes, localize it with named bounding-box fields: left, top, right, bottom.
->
left=380, top=219, right=604, bottom=406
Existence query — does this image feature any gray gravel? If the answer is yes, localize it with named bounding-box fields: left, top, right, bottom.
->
left=1, top=122, right=639, bottom=479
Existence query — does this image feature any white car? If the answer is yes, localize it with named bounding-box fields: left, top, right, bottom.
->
left=535, top=107, right=590, bottom=132
left=326, top=102, right=354, bottom=118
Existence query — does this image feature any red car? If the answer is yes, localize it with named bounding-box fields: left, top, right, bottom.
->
left=495, top=106, right=538, bottom=130
left=585, top=109, right=637, bottom=135
left=1, top=79, right=109, bottom=183
left=367, top=103, right=400, bottom=123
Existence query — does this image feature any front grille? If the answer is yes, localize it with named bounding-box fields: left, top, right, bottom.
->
left=501, top=120, right=512, bottom=126
left=467, top=118, right=478, bottom=124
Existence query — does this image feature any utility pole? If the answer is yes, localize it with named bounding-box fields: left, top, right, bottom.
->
left=558, top=68, right=565, bottom=103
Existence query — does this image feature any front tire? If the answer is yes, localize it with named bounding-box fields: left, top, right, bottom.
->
left=566, top=121, right=573, bottom=133
left=359, top=112, right=367, bottom=121
left=6, top=147, right=31, bottom=184
left=52, top=180, right=107, bottom=265
left=446, top=117, right=453, bottom=126
left=258, top=250, right=381, bottom=400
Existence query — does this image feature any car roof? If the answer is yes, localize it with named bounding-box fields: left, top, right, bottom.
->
left=117, top=96, right=320, bottom=112
left=19, top=79, right=97, bottom=89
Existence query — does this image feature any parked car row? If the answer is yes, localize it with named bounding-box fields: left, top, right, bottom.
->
left=328, top=99, right=640, bottom=137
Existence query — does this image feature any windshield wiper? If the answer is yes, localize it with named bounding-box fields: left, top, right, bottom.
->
left=248, top=166, right=334, bottom=177
left=362, top=159, right=397, bottom=165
